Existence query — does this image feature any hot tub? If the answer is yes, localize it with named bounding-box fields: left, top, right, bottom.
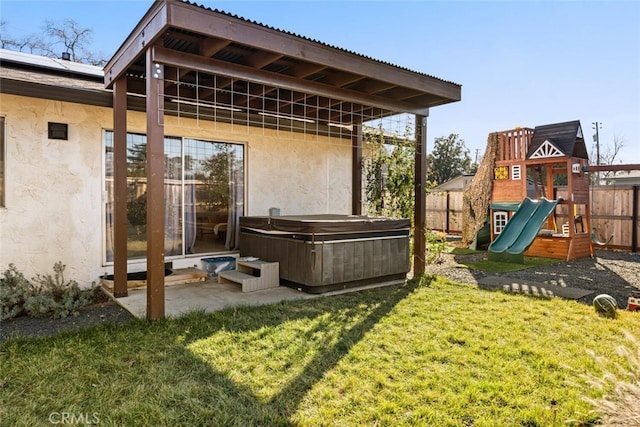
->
left=239, top=214, right=411, bottom=293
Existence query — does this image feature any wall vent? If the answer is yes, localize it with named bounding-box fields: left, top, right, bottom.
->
left=48, top=122, right=68, bottom=140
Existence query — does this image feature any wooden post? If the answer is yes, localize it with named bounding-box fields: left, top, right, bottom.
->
left=445, top=191, right=450, bottom=233
left=146, top=48, right=165, bottom=320
left=586, top=170, right=594, bottom=257
left=352, top=123, right=363, bottom=215
left=546, top=163, right=554, bottom=200
left=113, top=77, right=128, bottom=298
left=545, top=163, right=555, bottom=230
left=565, top=158, right=574, bottom=260
left=566, top=158, right=574, bottom=238
left=633, top=185, right=639, bottom=252
left=414, top=113, right=428, bottom=275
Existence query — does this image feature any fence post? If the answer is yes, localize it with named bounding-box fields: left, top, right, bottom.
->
left=445, top=191, right=451, bottom=234
left=633, top=185, right=639, bottom=252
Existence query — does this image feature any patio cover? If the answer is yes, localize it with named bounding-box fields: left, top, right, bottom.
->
left=104, top=0, right=461, bottom=319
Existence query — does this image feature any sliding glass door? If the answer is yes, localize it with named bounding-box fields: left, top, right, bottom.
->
left=104, top=131, right=244, bottom=263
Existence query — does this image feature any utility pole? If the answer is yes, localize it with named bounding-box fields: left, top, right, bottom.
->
left=475, top=148, right=480, bottom=163
left=592, top=122, right=602, bottom=184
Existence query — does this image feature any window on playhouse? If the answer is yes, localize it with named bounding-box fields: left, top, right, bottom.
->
left=104, top=131, right=245, bottom=263
left=511, top=165, right=521, bottom=180
left=493, top=211, right=508, bottom=234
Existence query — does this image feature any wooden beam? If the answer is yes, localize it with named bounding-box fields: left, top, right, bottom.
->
left=585, top=163, right=640, bottom=173
left=201, top=38, right=232, bottom=58
left=1, top=77, right=112, bottom=107
left=414, top=113, right=428, bottom=275
left=351, top=80, right=397, bottom=96
left=287, top=62, right=327, bottom=79
left=104, top=2, right=168, bottom=88
left=352, top=123, right=363, bottom=215
left=633, top=185, right=639, bottom=253
left=113, top=77, right=128, bottom=298
left=322, top=72, right=366, bottom=88
left=151, top=46, right=430, bottom=114
left=146, top=48, right=166, bottom=320
left=244, top=51, right=284, bottom=69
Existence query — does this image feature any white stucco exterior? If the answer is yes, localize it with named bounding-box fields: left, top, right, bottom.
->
left=0, top=93, right=353, bottom=286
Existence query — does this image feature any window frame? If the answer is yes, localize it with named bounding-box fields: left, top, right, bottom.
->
left=511, top=165, right=521, bottom=181
left=0, top=116, right=5, bottom=208
left=102, top=130, right=247, bottom=266
left=493, top=211, right=508, bottom=235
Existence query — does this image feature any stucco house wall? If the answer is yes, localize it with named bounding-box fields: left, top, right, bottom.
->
left=0, top=92, right=352, bottom=286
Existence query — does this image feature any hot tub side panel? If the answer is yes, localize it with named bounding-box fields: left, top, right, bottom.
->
left=239, top=231, right=410, bottom=292
left=318, top=236, right=410, bottom=287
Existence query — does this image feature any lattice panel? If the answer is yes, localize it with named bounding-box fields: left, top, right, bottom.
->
left=158, top=67, right=413, bottom=145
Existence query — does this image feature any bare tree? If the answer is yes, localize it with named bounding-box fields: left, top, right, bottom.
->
left=591, top=135, right=625, bottom=179
left=16, top=34, right=48, bottom=55
left=0, top=20, right=18, bottom=49
left=1, top=18, right=106, bottom=65
left=43, top=19, right=93, bottom=62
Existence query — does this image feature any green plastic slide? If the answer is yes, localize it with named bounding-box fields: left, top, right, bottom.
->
left=488, top=197, right=559, bottom=263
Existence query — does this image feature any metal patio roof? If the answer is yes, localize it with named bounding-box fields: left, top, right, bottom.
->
left=104, top=0, right=461, bottom=125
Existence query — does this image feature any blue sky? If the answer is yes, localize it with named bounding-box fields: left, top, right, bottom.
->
left=2, top=0, right=639, bottom=164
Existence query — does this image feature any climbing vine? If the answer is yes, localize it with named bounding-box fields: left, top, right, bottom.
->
left=364, top=124, right=434, bottom=221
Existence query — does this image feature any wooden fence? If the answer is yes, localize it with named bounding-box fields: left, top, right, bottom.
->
left=426, top=190, right=466, bottom=235
left=426, top=185, right=640, bottom=252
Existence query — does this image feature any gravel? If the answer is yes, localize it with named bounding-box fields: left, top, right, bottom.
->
left=0, top=293, right=134, bottom=343
left=424, top=248, right=640, bottom=308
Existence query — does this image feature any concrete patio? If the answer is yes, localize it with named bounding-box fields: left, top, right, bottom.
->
left=108, top=276, right=406, bottom=319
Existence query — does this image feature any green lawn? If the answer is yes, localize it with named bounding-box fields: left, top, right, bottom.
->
left=2, top=276, right=639, bottom=426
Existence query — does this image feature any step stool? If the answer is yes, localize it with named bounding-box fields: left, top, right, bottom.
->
left=218, top=259, right=279, bottom=292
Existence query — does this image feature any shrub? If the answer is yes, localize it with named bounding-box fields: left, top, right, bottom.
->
left=425, top=229, right=447, bottom=264
left=0, top=264, right=32, bottom=320
left=0, top=262, right=95, bottom=320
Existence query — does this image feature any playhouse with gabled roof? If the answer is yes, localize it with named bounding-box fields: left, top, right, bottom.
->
left=488, top=120, right=594, bottom=262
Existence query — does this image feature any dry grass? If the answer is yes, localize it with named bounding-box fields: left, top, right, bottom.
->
left=582, top=330, right=640, bottom=426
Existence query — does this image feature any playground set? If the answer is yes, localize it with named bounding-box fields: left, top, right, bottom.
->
left=487, top=120, right=593, bottom=263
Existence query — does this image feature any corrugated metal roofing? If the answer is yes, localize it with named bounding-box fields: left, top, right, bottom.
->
left=181, top=0, right=457, bottom=86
